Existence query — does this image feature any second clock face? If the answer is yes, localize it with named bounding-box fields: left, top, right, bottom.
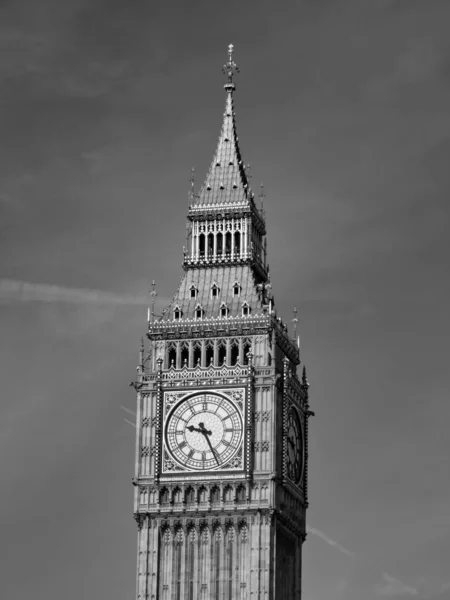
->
left=286, top=407, right=303, bottom=484
left=165, top=393, right=243, bottom=471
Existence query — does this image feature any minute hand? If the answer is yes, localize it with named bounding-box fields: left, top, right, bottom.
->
left=199, top=426, right=220, bottom=466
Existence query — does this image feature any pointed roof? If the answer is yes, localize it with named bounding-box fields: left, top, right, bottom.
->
left=192, top=45, right=251, bottom=208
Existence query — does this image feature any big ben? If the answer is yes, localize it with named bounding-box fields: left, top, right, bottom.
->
left=132, top=45, right=313, bottom=600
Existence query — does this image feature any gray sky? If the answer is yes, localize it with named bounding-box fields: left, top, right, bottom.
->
left=1, top=1, right=450, bottom=599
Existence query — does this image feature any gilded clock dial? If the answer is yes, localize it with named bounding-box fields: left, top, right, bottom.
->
left=165, top=393, right=243, bottom=471
left=286, top=407, right=303, bottom=484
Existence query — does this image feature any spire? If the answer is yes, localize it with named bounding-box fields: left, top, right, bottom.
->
left=193, top=44, right=251, bottom=208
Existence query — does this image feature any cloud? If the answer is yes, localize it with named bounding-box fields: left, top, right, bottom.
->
left=0, top=278, right=149, bottom=306
left=375, top=573, right=419, bottom=597
left=306, top=525, right=355, bottom=557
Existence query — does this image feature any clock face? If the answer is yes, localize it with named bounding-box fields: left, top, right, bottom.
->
left=165, top=393, right=243, bottom=471
left=286, top=407, right=303, bottom=484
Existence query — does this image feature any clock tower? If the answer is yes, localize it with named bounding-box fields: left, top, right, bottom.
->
left=132, top=45, right=313, bottom=600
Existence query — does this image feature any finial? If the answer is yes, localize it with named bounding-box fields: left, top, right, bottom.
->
left=292, top=307, right=298, bottom=340
left=259, top=183, right=265, bottom=209
left=302, top=365, right=310, bottom=388
left=189, top=167, right=195, bottom=202
left=222, top=43, right=239, bottom=91
left=150, top=280, right=157, bottom=322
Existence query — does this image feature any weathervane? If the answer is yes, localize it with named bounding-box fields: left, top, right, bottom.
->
left=222, top=43, right=239, bottom=89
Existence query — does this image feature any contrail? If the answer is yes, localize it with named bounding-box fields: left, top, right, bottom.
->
left=306, top=526, right=354, bottom=557
left=307, top=526, right=418, bottom=596
left=0, top=278, right=149, bottom=306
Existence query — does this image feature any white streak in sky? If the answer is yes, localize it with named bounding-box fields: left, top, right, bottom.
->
left=306, top=526, right=355, bottom=557
left=375, top=573, right=418, bottom=597
left=307, top=526, right=419, bottom=597
left=0, top=278, right=149, bottom=306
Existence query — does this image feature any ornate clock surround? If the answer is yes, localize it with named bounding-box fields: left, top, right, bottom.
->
left=160, top=386, right=250, bottom=480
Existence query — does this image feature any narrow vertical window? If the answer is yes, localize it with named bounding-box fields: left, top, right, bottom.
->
left=214, top=532, right=221, bottom=600
left=181, top=344, right=189, bottom=367
left=225, top=231, right=232, bottom=255
left=188, top=539, right=195, bottom=600
left=234, top=231, right=241, bottom=256
left=230, top=342, right=239, bottom=366
left=199, top=234, right=205, bottom=258
left=208, top=232, right=214, bottom=257
left=174, top=535, right=182, bottom=600
left=205, top=342, right=214, bottom=366
left=217, top=232, right=223, bottom=256
left=193, top=343, right=201, bottom=367
left=168, top=346, right=176, bottom=367
left=218, top=342, right=227, bottom=366
left=226, top=530, right=234, bottom=600
left=243, top=341, right=251, bottom=365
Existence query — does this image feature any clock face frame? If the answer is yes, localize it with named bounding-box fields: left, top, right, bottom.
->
left=164, top=391, right=244, bottom=472
left=286, top=406, right=303, bottom=485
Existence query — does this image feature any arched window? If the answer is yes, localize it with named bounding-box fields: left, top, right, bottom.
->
left=205, top=341, right=214, bottom=366
left=173, top=305, right=182, bottom=320
left=199, top=233, right=205, bottom=258
left=225, top=231, right=232, bottom=255
left=243, top=340, right=252, bottom=365
left=220, top=302, right=228, bottom=318
left=224, top=485, right=233, bottom=502
left=236, top=485, right=246, bottom=503
left=242, top=301, right=250, bottom=317
left=168, top=344, right=176, bottom=368
left=234, top=231, right=241, bottom=256
left=195, top=304, right=204, bottom=320
left=180, top=343, right=189, bottom=367
left=226, top=527, right=235, bottom=600
left=187, top=533, right=195, bottom=600
left=217, top=232, right=223, bottom=256
left=230, top=340, right=239, bottom=366
left=211, top=283, right=219, bottom=298
left=193, top=343, right=202, bottom=367
left=160, top=487, right=170, bottom=504
left=174, top=529, right=183, bottom=600
left=214, top=530, right=221, bottom=599
left=218, top=341, right=227, bottom=366
left=211, top=486, right=220, bottom=503
left=208, top=233, right=214, bottom=257
left=173, top=487, right=182, bottom=503
left=185, top=486, right=195, bottom=503
left=198, top=486, right=208, bottom=503
left=190, top=285, right=198, bottom=299
left=233, top=282, right=241, bottom=296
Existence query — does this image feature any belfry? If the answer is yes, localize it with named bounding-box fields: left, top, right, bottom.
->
left=132, top=45, right=313, bottom=599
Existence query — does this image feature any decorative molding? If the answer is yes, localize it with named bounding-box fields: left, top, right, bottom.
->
left=261, top=410, right=271, bottom=422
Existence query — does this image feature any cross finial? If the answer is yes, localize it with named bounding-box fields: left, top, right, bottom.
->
left=150, top=280, right=157, bottom=322
left=222, top=43, right=239, bottom=90
left=292, top=306, right=299, bottom=339
left=189, top=167, right=195, bottom=201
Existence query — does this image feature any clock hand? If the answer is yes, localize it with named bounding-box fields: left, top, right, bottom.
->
left=197, top=422, right=212, bottom=436
left=187, top=425, right=201, bottom=433
left=287, top=437, right=295, bottom=448
left=198, top=424, right=220, bottom=465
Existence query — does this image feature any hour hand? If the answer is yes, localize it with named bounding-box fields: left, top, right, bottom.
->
left=187, top=424, right=201, bottom=433
left=198, top=422, right=212, bottom=436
